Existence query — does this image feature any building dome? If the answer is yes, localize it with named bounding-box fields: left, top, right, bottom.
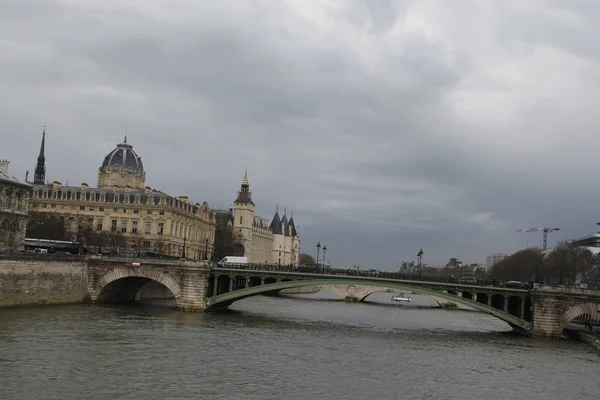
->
left=101, top=136, right=144, bottom=172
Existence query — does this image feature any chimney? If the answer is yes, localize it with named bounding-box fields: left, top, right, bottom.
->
left=0, top=159, right=8, bottom=174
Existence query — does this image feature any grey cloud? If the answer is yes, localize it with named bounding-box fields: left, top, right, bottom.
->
left=2, top=0, right=600, bottom=268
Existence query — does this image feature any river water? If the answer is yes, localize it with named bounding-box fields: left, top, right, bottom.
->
left=0, top=291, right=598, bottom=400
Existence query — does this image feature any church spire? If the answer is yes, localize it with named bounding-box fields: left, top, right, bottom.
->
left=33, top=126, right=46, bottom=185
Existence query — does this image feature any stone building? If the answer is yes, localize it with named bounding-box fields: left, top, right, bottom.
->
left=216, top=174, right=300, bottom=266
left=28, top=133, right=216, bottom=259
left=0, top=160, right=32, bottom=249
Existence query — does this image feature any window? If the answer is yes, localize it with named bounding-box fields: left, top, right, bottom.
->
left=111, top=219, right=117, bottom=232
left=123, top=209, right=127, bottom=213
left=3, top=195, right=9, bottom=208
left=121, top=220, right=127, bottom=233
left=143, top=241, right=151, bottom=248
left=80, top=206, right=85, bottom=210
left=42, top=203, right=47, bottom=208
left=89, top=208, right=95, bottom=211
left=240, top=216, right=243, bottom=224
left=97, top=219, right=103, bottom=231
left=158, top=223, right=164, bottom=235
left=134, top=209, right=139, bottom=214
left=159, top=211, right=164, bottom=215
left=99, top=207, right=104, bottom=211
left=147, top=210, right=152, bottom=214
left=145, top=222, right=151, bottom=234
left=51, top=204, right=56, bottom=208
left=132, top=220, right=138, bottom=233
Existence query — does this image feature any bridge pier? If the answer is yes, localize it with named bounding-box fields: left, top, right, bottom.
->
left=176, top=266, right=210, bottom=312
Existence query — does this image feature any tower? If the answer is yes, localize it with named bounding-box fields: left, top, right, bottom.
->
left=33, top=127, right=46, bottom=185
left=232, top=172, right=255, bottom=259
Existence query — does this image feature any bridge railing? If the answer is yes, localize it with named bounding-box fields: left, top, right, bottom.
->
left=209, top=262, right=527, bottom=288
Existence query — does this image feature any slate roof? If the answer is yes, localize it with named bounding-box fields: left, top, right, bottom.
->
left=101, top=137, right=144, bottom=171
left=234, top=190, right=254, bottom=206
left=269, top=210, right=282, bottom=234
left=0, top=170, right=31, bottom=189
left=281, top=214, right=290, bottom=236
left=288, top=216, right=298, bottom=237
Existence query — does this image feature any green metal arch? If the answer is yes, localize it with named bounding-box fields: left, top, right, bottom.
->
left=207, top=278, right=530, bottom=333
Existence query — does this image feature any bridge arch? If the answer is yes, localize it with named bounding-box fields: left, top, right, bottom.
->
left=95, top=268, right=181, bottom=303
left=560, top=302, right=600, bottom=330
left=207, top=278, right=530, bottom=333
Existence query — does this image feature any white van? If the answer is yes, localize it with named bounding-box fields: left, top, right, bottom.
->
left=33, top=248, right=48, bottom=254
left=218, top=256, right=248, bottom=266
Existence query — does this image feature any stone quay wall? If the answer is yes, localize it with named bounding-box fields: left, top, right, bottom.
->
left=0, top=257, right=89, bottom=308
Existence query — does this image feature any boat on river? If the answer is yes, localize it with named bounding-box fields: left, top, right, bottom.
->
left=391, top=293, right=411, bottom=302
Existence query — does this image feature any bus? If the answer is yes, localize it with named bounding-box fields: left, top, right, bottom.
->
left=24, top=238, right=83, bottom=255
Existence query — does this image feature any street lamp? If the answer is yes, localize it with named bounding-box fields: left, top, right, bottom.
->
left=417, top=249, right=423, bottom=278
left=316, top=242, right=321, bottom=265
left=322, top=245, right=327, bottom=265
left=181, top=236, right=187, bottom=259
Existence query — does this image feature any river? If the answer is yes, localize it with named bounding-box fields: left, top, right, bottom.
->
left=0, top=290, right=598, bottom=400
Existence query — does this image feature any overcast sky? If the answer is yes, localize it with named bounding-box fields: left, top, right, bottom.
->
left=3, top=0, right=600, bottom=269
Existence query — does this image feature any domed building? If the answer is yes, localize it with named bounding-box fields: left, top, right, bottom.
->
left=98, top=137, right=146, bottom=190
left=28, top=133, right=216, bottom=259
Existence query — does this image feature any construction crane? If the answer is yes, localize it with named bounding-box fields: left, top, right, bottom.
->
left=516, top=228, right=560, bottom=251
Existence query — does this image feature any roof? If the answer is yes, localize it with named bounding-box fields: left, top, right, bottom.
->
left=234, top=191, right=255, bottom=206
left=0, top=170, right=32, bottom=189
left=269, top=210, right=282, bottom=234
left=29, top=183, right=209, bottom=215
left=281, top=214, right=290, bottom=236
left=289, top=216, right=298, bottom=237
left=101, top=137, right=144, bottom=172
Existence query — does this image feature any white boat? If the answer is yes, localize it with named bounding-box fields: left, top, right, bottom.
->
left=391, top=293, right=411, bottom=302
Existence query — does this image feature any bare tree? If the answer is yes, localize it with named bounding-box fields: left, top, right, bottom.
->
left=299, top=253, right=315, bottom=264
left=490, top=248, right=544, bottom=283
left=26, top=212, right=69, bottom=241
left=543, top=242, right=593, bottom=285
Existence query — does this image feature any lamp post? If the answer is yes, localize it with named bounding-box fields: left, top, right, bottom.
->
left=181, top=236, right=186, bottom=259
left=322, top=245, right=327, bottom=265
left=417, top=249, right=423, bottom=279
left=316, top=242, right=321, bottom=265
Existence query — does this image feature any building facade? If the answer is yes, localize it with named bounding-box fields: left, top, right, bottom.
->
left=216, top=174, right=301, bottom=266
left=0, top=160, right=32, bottom=249
left=28, top=134, right=216, bottom=259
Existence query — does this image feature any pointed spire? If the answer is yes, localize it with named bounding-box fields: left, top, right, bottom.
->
left=124, top=123, right=128, bottom=143
left=33, top=125, right=47, bottom=185
left=242, top=170, right=248, bottom=186
left=276, top=204, right=279, bottom=213
left=284, top=205, right=287, bottom=215
left=38, top=125, right=46, bottom=159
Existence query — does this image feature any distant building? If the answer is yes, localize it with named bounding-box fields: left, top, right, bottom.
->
left=28, top=132, right=216, bottom=259
left=446, top=257, right=463, bottom=268
left=572, top=232, right=600, bottom=248
left=0, top=160, right=32, bottom=249
left=486, top=253, right=508, bottom=271
left=215, top=174, right=301, bottom=266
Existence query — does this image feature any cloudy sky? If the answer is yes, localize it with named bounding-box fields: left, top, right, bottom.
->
left=2, top=0, right=600, bottom=268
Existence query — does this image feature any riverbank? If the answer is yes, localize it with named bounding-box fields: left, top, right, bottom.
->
left=564, top=327, right=600, bottom=354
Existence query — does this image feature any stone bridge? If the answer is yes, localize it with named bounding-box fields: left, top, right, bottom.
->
left=2, top=256, right=600, bottom=338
